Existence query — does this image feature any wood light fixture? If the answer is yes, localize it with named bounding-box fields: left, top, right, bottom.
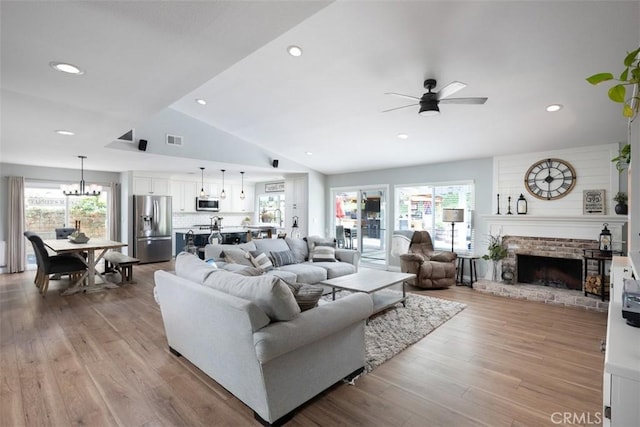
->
left=442, top=208, right=464, bottom=253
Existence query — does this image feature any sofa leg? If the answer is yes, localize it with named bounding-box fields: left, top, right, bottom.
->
left=253, top=410, right=294, bottom=427
left=169, top=346, right=182, bottom=357
left=343, top=366, right=365, bottom=385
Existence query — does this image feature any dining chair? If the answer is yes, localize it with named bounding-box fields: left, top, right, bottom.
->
left=335, top=225, right=346, bottom=248
left=24, top=231, right=88, bottom=295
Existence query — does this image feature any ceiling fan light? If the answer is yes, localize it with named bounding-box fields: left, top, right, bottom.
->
left=419, top=104, right=440, bottom=116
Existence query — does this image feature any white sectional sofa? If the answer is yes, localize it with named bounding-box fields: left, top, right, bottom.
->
left=203, top=236, right=360, bottom=287
left=154, top=253, right=373, bottom=426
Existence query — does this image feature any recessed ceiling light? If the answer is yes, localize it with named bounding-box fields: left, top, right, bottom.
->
left=55, top=129, right=75, bottom=136
left=397, top=133, right=409, bottom=140
left=287, top=45, right=303, bottom=57
left=305, top=151, right=313, bottom=156
left=49, top=61, right=84, bottom=75
left=195, top=98, right=207, bottom=105
left=546, top=104, right=563, bottom=112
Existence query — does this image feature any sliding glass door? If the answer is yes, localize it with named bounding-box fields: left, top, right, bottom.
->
left=333, top=187, right=387, bottom=267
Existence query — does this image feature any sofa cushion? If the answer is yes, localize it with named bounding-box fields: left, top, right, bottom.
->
left=284, top=282, right=324, bottom=311
left=202, top=270, right=300, bottom=322
left=234, top=267, right=265, bottom=276
left=311, top=245, right=337, bottom=262
left=249, top=251, right=274, bottom=271
left=221, top=248, right=253, bottom=266
left=175, top=252, right=218, bottom=283
left=270, top=250, right=297, bottom=267
left=253, top=238, right=290, bottom=254
left=279, top=263, right=328, bottom=284
left=313, top=261, right=357, bottom=279
left=285, top=237, right=309, bottom=263
left=266, top=269, right=298, bottom=283
left=204, top=242, right=257, bottom=261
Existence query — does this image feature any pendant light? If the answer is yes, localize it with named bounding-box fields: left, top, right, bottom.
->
left=240, top=171, right=246, bottom=200
left=61, top=155, right=101, bottom=196
left=220, top=169, right=226, bottom=199
left=199, top=167, right=206, bottom=197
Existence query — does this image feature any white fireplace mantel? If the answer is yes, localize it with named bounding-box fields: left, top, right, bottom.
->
left=481, top=215, right=628, bottom=251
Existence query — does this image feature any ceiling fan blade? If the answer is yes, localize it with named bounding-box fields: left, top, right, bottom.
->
left=385, top=92, right=420, bottom=101
left=436, top=81, right=467, bottom=99
left=381, top=103, right=419, bottom=113
left=439, top=97, right=488, bottom=104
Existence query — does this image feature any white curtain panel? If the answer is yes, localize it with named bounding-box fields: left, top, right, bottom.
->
left=7, top=176, right=25, bottom=273
left=109, top=182, right=121, bottom=243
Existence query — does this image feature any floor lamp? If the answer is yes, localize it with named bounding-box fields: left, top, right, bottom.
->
left=442, top=209, right=465, bottom=253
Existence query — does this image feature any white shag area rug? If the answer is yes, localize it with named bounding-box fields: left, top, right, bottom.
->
left=323, top=291, right=466, bottom=373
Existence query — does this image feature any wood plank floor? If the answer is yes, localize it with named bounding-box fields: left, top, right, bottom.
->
left=1, top=261, right=607, bottom=426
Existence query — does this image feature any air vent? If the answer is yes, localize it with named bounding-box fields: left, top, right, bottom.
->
left=166, top=134, right=183, bottom=146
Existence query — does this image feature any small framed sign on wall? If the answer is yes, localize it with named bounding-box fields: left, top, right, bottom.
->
left=265, top=182, right=285, bottom=193
left=583, top=189, right=606, bottom=215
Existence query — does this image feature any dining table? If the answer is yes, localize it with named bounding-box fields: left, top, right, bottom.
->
left=43, top=238, right=127, bottom=296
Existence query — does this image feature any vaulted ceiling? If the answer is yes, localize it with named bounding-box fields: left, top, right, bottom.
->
left=2, top=1, right=638, bottom=179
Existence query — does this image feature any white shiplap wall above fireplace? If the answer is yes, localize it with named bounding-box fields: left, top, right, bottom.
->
left=486, top=142, right=628, bottom=253
left=492, top=143, right=621, bottom=216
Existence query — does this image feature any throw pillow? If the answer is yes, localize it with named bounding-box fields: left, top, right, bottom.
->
left=270, top=250, right=297, bottom=267
left=311, top=245, right=337, bottom=262
left=221, top=248, right=253, bottom=266
left=249, top=251, right=274, bottom=271
left=285, top=237, right=309, bottom=263
left=284, top=282, right=324, bottom=311
left=175, top=252, right=218, bottom=283
left=202, top=271, right=300, bottom=321
left=305, top=236, right=337, bottom=253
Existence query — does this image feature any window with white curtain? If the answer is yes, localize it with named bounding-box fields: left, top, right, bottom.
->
left=395, top=182, right=475, bottom=253
left=24, top=180, right=110, bottom=265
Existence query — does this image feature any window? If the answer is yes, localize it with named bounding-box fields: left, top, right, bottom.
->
left=396, top=182, right=475, bottom=253
left=24, top=181, right=109, bottom=266
left=258, top=194, right=285, bottom=227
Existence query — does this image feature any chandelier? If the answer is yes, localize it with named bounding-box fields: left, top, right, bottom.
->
left=61, top=155, right=101, bottom=196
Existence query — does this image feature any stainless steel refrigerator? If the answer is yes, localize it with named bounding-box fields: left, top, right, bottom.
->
left=133, top=195, right=172, bottom=263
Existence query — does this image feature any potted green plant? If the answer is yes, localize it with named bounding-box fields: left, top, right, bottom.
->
left=614, top=191, right=628, bottom=215
left=482, top=234, right=508, bottom=281
left=611, top=143, right=631, bottom=172
left=586, top=46, right=640, bottom=119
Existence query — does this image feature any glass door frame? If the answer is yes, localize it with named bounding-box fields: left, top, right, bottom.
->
left=331, top=184, right=389, bottom=269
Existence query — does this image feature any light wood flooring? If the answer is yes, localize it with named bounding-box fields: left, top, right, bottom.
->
left=1, top=261, right=607, bottom=426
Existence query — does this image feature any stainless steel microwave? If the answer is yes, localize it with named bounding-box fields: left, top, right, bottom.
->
left=196, top=197, right=219, bottom=212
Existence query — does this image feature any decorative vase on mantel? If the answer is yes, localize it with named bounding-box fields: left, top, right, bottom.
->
left=615, top=203, right=628, bottom=215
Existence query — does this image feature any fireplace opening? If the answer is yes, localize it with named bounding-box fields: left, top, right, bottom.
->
left=517, top=254, right=582, bottom=290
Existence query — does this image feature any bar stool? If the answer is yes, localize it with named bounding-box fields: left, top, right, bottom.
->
left=457, top=255, right=479, bottom=287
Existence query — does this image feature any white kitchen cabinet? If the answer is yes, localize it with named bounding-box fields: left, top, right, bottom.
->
left=170, top=180, right=198, bottom=213
left=603, top=256, right=640, bottom=426
left=133, top=176, right=169, bottom=195
left=216, top=184, right=254, bottom=213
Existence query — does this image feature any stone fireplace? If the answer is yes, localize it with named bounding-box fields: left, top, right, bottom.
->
left=475, top=215, right=627, bottom=311
left=501, top=236, right=597, bottom=289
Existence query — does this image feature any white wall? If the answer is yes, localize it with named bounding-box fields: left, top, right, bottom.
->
left=493, top=143, right=620, bottom=215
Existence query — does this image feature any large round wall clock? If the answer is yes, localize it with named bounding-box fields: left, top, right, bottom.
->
left=524, top=158, right=576, bottom=200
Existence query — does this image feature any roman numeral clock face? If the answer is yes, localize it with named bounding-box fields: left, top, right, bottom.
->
left=524, top=158, right=576, bottom=200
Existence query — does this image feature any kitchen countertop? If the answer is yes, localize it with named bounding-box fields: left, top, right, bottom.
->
left=174, top=227, right=251, bottom=234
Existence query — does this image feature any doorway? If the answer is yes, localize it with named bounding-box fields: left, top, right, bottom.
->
left=333, top=187, right=387, bottom=267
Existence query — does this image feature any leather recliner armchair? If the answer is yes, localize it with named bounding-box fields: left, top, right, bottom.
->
left=400, top=231, right=457, bottom=289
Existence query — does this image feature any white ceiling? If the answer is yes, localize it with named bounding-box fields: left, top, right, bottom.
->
left=2, top=1, right=639, bottom=179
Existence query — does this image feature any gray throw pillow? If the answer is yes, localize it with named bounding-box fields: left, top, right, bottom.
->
left=221, top=248, right=253, bottom=266
left=284, top=282, right=324, bottom=311
left=249, top=251, right=274, bottom=271
left=285, top=237, right=309, bottom=263
left=311, top=245, right=337, bottom=262
left=270, top=250, right=297, bottom=267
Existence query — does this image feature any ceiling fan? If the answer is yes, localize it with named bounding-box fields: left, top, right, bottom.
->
left=383, top=79, right=487, bottom=116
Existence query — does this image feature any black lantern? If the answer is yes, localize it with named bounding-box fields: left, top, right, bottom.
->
left=599, top=223, right=612, bottom=254
left=291, top=216, right=301, bottom=239
left=517, top=193, right=527, bottom=214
